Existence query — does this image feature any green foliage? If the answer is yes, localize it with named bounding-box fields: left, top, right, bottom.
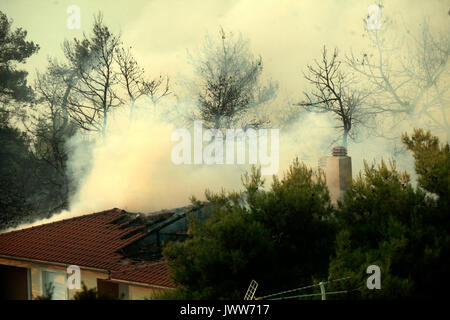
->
left=164, top=129, right=448, bottom=300
left=402, top=129, right=449, bottom=201
left=72, top=283, right=99, bottom=300
left=190, top=27, right=277, bottom=129
left=0, top=11, right=59, bottom=230
left=0, top=10, right=79, bottom=228
left=32, top=116, right=78, bottom=213
left=163, top=159, right=336, bottom=299
left=72, top=282, right=121, bottom=300
left=0, top=10, right=39, bottom=103
left=35, top=282, right=54, bottom=300
left=150, top=288, right=193, bottom=300
left=329, top=130, right=450, bottom=299
left=329, top=160, right=422, bottom=299
left=0, top=108, right=77, bottom=230
left=0, top=111, right=36, bottom=229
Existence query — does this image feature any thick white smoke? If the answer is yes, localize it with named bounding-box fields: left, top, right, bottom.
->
left=9, top=101, right=418, bottom=233
left=6, top=0, right=447, bottom=231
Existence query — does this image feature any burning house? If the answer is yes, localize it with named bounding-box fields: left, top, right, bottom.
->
left=0, top=148, right=352, bottom=300
left=0, top=206, right=208, bottom=300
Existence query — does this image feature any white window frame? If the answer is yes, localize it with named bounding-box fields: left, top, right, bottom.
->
left=40, top=268, right=69, bottom=300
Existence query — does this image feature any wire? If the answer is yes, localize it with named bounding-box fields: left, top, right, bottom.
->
left=268, top=286, right=363, bottom=301
left=260, top=283, right=319, bottom=300
left=269, top=290, right=348, bottom=300
left=259, top=276, right=353, bottom=300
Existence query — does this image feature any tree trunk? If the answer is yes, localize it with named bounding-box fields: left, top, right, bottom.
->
left=102, top=108, right=107, bottom=138
left=343, top=130, right=348, bottom=148
left=129, top=99, right=135, bottom=121
left=61, top=73, right=75, bottom=128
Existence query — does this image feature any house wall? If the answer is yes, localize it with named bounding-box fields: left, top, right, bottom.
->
left=0, top=257, right=172, bottom=300
left=128, top=284, right=166, bottom=300
left=0, top=257, right=108, bottom=299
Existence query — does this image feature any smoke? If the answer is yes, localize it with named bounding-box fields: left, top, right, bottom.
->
left=7, top=103, right=338, bottom=231
left=7, top=97, right=418, bottom=232
left=11, top=105, right=415, bottom=232
left=5, top=0, right=447, bottom=231
left=63, top=106, right=329, bottom=216
left=8, top=103, right=272, bottom=230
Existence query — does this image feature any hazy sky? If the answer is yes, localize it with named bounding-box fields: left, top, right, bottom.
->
left=2, top=0, right=449, bottom=94
left=3, top=0, right=449, bottom=227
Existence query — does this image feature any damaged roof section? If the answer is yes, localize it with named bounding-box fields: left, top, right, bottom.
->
left=119, top=205, right=209, bottom=261
left=0, top=205, right=209, bottom=287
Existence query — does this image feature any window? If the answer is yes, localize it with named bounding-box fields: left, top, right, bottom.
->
left=0, top=265, right=30, bottom=300
left=97, top=279, right=129, bottom=299
left=41, top=270, right=67, bottom=300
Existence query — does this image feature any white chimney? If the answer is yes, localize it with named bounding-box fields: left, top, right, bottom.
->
left=318, top=146, right=352, bottom=205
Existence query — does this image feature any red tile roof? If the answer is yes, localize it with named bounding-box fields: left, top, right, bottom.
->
left=111, top=260, right=174, bottom=288
left=0, top=208, right=175, bottom=288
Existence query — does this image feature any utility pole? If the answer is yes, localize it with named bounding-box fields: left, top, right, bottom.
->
left=319, top=282, right=326, bottom=300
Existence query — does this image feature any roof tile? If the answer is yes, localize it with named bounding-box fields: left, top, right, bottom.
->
left=0, top=208, right=175, bottom=288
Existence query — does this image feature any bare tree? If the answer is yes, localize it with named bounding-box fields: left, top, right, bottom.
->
left=16, top=12, right=171, bottom=215
left=296, top=46, right=370, bottom=148
left=189, top=28, right=277, bottom=130
left=61, top=14, right=171, bottom=135
left=347, top=16, right=450, bottom=139
left=63, top=14, right=122, bottom=137
left=43, top=58, right=86, bottom=129
left=115, top=46, right=170, bottom=120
